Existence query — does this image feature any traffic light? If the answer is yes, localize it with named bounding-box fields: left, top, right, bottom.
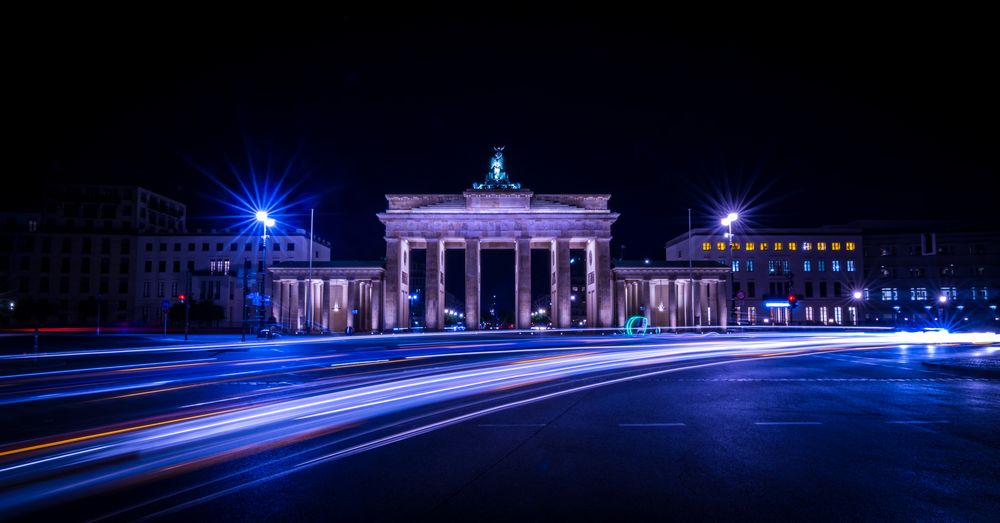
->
left=178, top=294, right=186, bottom=304
left=787, top=294, right=799, bottom=309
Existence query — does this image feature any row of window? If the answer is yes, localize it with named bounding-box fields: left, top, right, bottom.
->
left=0, top=276, right=129, bottom=295
left=875, top=287, right=990, bottom=301
left=145, top=242, right=296, bottom=253
left=142, top=280, right=234, bottom=300
left=878, top=265, right=986, bottom=278
left=2, top=256, right=129, bottom=274
left=703, top=241, right=856, bottom=252
left=3, top=237, right=130, bottom=254
left=731, top=280, right=847, bottom=299
left=729, top=259, right=857, bottom=274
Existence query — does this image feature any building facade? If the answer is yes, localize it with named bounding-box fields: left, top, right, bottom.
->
left=0, top=185, right=187, bottom=326
left=134, top=231, right=329, bottom=328
left=856, top=221, right=999, bottom=329
left=666, top=227, right=865, bottom=325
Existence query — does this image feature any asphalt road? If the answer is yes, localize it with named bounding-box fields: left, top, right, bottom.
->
left=1, top=330, right=997, bottom=521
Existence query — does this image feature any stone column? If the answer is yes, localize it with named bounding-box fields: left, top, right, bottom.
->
left=322, top=279, right=331, bottom=330
left=465, top=238, right=480, bottom=330
left=288, top=280, right=300, bottom=331
left=718, top=279, right=729, bottom=329
left=425, top=238, right=445, bottom=330
left=700, top=279, right=710, bottom=326
left=641, top=279, right=652, bottom=322
left=271, top=279, right=281, bottom=322
left=371, top=279, right=382, bottom=332
left=667, top=278, right=678, bottom=328
left=595, top=238, right=613, bottom=327
left=384, top=238, right=401, bottom=331
left=615, top=279, right=626, bottom=327
left=550, top=239, right=571, bottom=328
left=515, top=238, right=531, bottom=329
left=691, top=277, right=701, bottom=326
left=346, top=280, right=357, bottom=330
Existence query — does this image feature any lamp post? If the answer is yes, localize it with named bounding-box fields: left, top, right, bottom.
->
left=721, top=212, right=739, bottom=328
left=255, top=211, right=275, bottom=335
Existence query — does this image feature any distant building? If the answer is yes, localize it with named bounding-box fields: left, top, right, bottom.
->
left=134, top=231, right=329, bottom=328
left=665, top=227, right=865, bottom=325
left=854, top=221, right=999, bottom=329
left=0, top=185, right=329, bottom=328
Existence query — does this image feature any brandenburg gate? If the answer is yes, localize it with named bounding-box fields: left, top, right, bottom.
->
left=378, top=147, right=619, bottom=330
left=269, top=148, right=730, bottom=332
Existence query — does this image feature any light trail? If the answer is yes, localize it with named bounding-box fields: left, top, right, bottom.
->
left=0, top=331, right=993, bottom=518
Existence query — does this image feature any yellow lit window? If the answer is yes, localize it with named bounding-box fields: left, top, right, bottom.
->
left=716, top=242, right=726, bottom=251
left=802, top=242, right=812, bottom=251
left=817, top=242, right=827, bottom=251
left=774, top=242, right=783, bottom=251
left=846, top=242, right=856, bottom=251
left=702, top=242, right=712, bottom=251
left=759, top=242, right=768, bottom=251
left=745, top=242, right=755, bottom=251
left=731, top=242, right=741, bottom=250
left=832, top=242, right=842, bottom=251
left=789, top=242, right=798, bottom=251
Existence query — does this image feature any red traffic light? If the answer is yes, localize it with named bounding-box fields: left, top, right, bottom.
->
left=787, top=294, right=797, bottom=302
left=178, top=294, right=186, bottom=302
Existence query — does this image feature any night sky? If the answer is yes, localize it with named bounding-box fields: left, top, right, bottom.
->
left=10, top=16, right=996, bottom=265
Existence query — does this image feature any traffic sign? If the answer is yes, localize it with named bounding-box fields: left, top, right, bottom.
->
left=161, top=299, right=170, bottom=310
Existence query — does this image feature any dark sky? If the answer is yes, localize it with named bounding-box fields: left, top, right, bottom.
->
left=10, top=15, right=996, bottom=263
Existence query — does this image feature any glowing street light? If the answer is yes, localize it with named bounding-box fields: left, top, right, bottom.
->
left=938, top=295, right=948, bottom=304
left=254, top=209, right=275, bottom=337
left=852, top=291, right=863, bottom=300
left=721, top=212, right=740, bottom=327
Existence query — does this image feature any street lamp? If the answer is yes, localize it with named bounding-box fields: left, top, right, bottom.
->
left=256, top=210, right=275, bottom=334
left=721, top=212, right=739, bottom=328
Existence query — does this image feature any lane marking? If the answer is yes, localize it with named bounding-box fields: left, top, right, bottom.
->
left=476, top=423, right=546, bottom=427
left=754, top=421, right=822, bottom=426
left=618, top=423, right=686, bottom=427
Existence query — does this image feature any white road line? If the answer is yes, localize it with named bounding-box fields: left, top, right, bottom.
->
left=477, top=423, right=547, bottom=427
left=754, top=421, right=823, bottom=426
left=618, top=423, right=686, bottom=427
left=886, top=420, right=950, bottom=424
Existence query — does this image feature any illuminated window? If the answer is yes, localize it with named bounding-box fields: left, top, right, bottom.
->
left=820, top=307, right=829, bottom=323
left=832, top=242, right=842, bottom=251
left=759, top=242, right=768, bottom=251
left=788, top=242, right=797, bottom=251
left=817, top=242, right=827, bottom=251
left=910, top=287, right=927, bottom=301
left=818, top=260, right=826, bottom=272
left=774, top=242, right=783, bottom=251
left=732, top=260, right=740, bottom=272
left=881, top=288, right=898, bottom=301
left=863, top=288, right=869, bottom=301
left=832, top=260, right=841, bottom=272
left=846, top=242, right=856, bottom=251
left=716, top=242, right=726, bottom=251
left=941, top=287, right=958, bottom=300
left=730, top=242, right=740, bottom=250
left=846, top=260, right=856, bottom=272
left=805, top=306, right=814, bottom=321
left=834, top=307, right=843, bottom=325
left=702, top=242, right=711, bottom=251
left=803, top=260, right=811, bottom=272
left=802, top=242, right=812, bottom=251
left=745, top=242, right=755, bottom=251
left=746, top=260, right=755, bottom=272
left=848, top=306, right=857, bottom=325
